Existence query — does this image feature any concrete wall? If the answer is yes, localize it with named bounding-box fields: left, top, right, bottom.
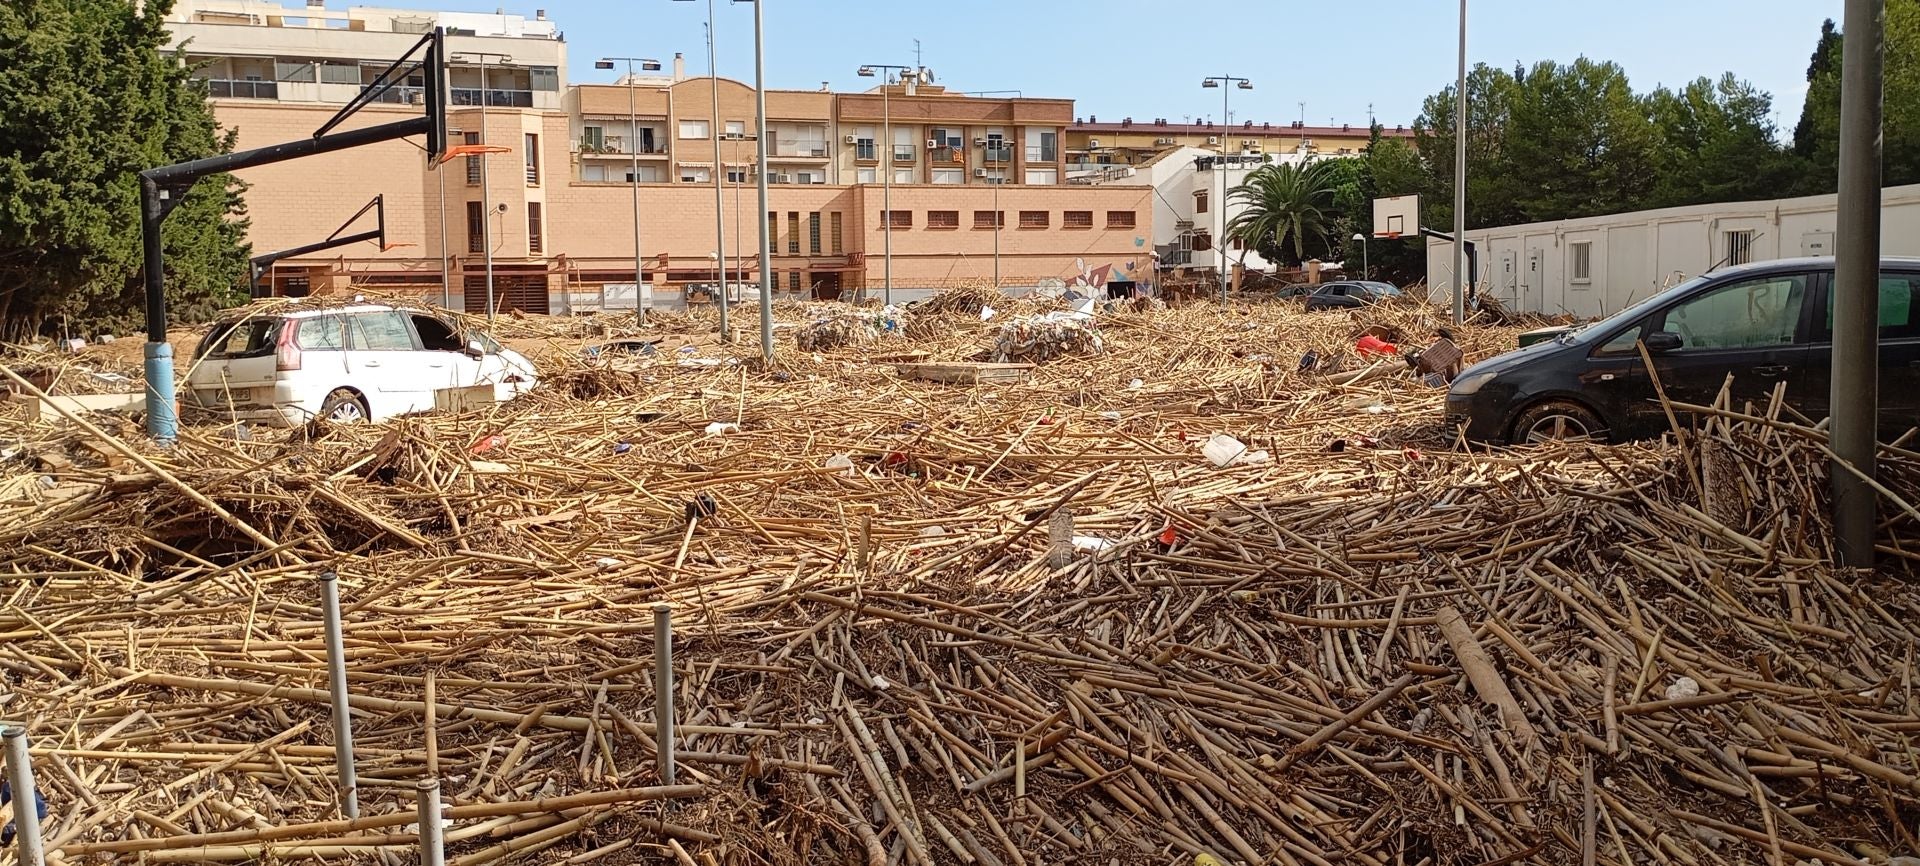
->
left=1428, top=184, right=1920, bottom=318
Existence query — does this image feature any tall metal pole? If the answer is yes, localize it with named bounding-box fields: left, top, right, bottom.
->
left=751, top=0, right=773, bottom=361
left=707, top=5, right=730, bottom=342
left=882, top=80, right=893, bottom=306
left=992, top=171, right=1000, bottom=288
left=1833, top=0, right=1885, bottom=566
left=627, top=60, right=647, bottom=326
left=1451, top=0, right=1468, bottom=325
left=1220, top=81, right=1230, bottom=304
left=480, top=53, right=497, bottom=323
left=438, top=167, right=449, bottom=308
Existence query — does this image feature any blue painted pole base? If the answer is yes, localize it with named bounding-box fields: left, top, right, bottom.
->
left=144, top=341, right=177, bottom=443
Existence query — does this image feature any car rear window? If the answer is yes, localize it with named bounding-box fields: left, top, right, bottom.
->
left=197, top=318, right=282, bottom=360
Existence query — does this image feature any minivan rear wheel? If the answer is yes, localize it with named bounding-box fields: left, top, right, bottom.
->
left=1513, top=400, right=1604, bottom=444
left=319, top=388, right=368, bottom=423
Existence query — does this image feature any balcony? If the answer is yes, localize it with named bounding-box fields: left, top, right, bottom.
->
left=203, top=78, right=279, bottom=99
left=1025, top=147, right=1058, bottom=163
left=579, top=135, right=667, bottom=157
left=929, top=146, right=965, bottom=165
left=367, top=85, right=428, bottom=105
left=772, top=140, right=829, bottom=159
left=1159, top=249, right=1193, bottom=267
left=982, top=146, right=1012, bottom=164
left=451, top=88, right=534, bottom=108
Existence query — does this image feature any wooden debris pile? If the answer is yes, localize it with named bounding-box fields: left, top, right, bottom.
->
left=0, top=301, right=1916, bottom=866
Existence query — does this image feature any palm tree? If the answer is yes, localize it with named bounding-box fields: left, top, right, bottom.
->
left=1224, top=160, right=1341, bottom=266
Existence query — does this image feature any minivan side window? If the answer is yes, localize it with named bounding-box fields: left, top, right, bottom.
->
left=1654, top=274, right=1808, bottom=351
left=297, top=316, right=345, bottom=350
left=409, top=314, right=463, bottom=352
left=348, top=311, right=417, bottom=351
left=1822, top=273, right=1920, bottom=339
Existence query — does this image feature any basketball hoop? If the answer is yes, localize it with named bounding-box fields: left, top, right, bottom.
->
left=1376, top=232, right=1402, bottom=240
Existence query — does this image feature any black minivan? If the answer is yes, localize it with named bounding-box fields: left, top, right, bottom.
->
left=1445, top=257, right=1920, bottom=443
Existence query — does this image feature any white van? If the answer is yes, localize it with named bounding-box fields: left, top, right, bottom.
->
left=186, top=303, right=539, bottom=425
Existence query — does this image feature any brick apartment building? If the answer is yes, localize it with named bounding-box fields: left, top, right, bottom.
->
left=162, top=0, right=1157, bottom=313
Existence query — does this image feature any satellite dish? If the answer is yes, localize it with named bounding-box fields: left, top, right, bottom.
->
left=920, top=68, right=936, bottom=84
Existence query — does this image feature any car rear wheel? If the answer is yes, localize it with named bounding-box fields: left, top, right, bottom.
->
left=1513, top=400, right=1604, bottom=444
left=319, top=388, right=368, bottom=423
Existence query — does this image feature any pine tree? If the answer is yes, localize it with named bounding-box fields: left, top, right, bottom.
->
left=0, top=0, right=249, bottom=340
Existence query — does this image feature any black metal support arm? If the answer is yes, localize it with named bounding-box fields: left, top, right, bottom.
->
left=249, top=195, right=387, bottom=296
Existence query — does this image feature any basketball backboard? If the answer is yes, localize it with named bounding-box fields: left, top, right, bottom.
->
left=1373, top=195, right=1420, bottom=239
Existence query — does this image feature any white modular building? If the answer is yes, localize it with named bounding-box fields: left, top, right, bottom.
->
left=1426, top=183, right=1920, bottom=319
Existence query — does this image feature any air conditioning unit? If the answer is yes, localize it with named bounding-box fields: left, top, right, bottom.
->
left=844, top=134, right=857, bottom=144
left=1242, top=139, right=1256, bottom=146
left=771, top=173, right=792, bottom=183
left=1206, top=136, right=1219, bottom=145
left=973, top=168, right=987, bottom=177
left=926, top=139, right=939, bottom=149
left=1088, top=138, right=1100, bottom=147
left=1154, top=137, right=1175, bottom=146
left=973, top=137, right=987, bottom=146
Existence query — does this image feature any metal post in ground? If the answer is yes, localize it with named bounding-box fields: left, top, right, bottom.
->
left=1832, top=0, right=1886, bottom=566
left=319, top=571, right=359, bottom=819
left=416, top=778, right=444, bottom=866
left=3, top=726, right=45, bottom=866
left=653, top=603, right=677, bottom=784
left=1451, top=0, right=1468, bottom=325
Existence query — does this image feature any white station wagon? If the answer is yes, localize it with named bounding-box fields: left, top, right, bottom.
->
left=186, top=303, right=539, bottom=425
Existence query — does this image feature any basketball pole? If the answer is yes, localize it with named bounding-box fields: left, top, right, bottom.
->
left=1452, top=0, right=1467, bottom=326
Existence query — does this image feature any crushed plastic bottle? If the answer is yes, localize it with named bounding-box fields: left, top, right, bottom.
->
left=824, top=453, right=855, bottom=476
left=1664, top=677, right=1701, bottom=701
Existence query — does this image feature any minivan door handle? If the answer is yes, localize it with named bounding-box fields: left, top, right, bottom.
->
left=1753, top=364, right=1791, bottom=377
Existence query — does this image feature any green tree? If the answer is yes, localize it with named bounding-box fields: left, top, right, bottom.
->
left=1503, top=58, right=1659, bottom=222
left=1646, top=74, right=1803, bottom=208
left=0, top=0, right=249, bottom=340
left=1224, top=160, right=1341, bottom=267
left=1414, top=63, right=1522, bottom=231
left=1794, top=1, right=1920, bottom=192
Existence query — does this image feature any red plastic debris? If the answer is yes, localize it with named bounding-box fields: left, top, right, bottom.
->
left=1355, top=335, right=1400, bottom=357
left=470, top=433, right=506, bottom=454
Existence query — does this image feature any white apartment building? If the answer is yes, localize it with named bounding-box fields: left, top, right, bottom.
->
left=1090, top=146, right=1321, bottom=280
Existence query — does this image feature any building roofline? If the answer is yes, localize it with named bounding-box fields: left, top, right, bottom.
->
left=1070, top=121, right=1414, bottom=138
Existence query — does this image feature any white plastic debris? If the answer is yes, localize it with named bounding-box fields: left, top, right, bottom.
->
left=870, top=675, right=891, bottom=690
left=704, top=421, right=741, bottom=436
left=919, top=525, right=948, bottom=537
left=1100, top=411, right=1123, bottom=422
left=595, top=557, right=622, bottom=571
left=979, top=304, right=997, bottom=321
left=1071, top=536, right=1116, bottom=553
left=1127, top=378, right=1143, bottom=390
left=1202, top=434, right=1249, bottom=468
left=1664, top=677, right=1701, bottom=701
left=825, top=453, right=855, bottom=476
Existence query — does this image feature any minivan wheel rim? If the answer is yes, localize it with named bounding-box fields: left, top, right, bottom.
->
left=328, top=401, right=365, bottom=422
left=1525, top=414, right=1591, bottom=443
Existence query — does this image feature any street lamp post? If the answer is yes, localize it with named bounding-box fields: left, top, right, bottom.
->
left=675, top=0, right=730, bottom=341
left=595, top=56, right=662, bottom=325
left=1453, top=0, right=1468, bottom=325
left=858, top=63, right=918, bottom=307
left=1201, top=75, right=1251, bottom=304
left=1353, top=232, right=1368, bottom=279
left=460, top=51, right=513, bottom=321
left=749, top=0, right=772, bottom=361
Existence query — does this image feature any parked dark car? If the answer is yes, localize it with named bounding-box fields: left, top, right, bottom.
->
left=1446, top=257, right=1920, bottom=443
left=1304, top=281, right=1403, bottom=311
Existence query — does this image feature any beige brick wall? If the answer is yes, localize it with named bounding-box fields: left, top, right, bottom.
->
left=213, top=99, right=1155, bottom=294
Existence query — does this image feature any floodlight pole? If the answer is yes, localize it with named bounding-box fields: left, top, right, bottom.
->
left=1832, top=0, right=1885, bottom=566
left=465, top=51, right=514, bottom=323
left=751, top=0, right=772, bottom=361
left=1452, top=0, right=1468, bottom=325
left=600, top=56, right=661, bottom=325
left=861, top=63, right=917, bottom=307
left=1201, top=75, right=1250, bottom=304
left=137, top=29, right=446, bottom=442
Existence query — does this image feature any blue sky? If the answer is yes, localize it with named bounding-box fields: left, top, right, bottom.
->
left=411, top=0, right=1841, bottom=132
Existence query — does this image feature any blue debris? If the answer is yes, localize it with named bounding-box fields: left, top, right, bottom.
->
left=0, top=779, right=47, bottom=845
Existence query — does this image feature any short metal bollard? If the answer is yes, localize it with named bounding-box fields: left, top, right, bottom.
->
left=415, top=778, right=444, bottom=866
left=320, top=571, right=359, bottom=819
left=653, top=603, right=677, bottom=784
left=3, top=726, right=45, bottom=866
